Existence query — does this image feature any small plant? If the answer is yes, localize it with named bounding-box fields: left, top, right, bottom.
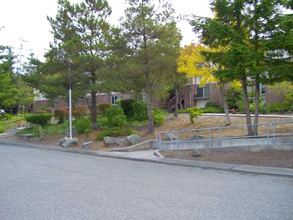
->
left=106, top=106, right=128, bottom=127
left=152, top=108, right=165, bottom=126
left=76, top=117, right=91, bottom=134
left=25, top=114, right=52, bottom=125
left=96, top=127, right=137, bottom=141
left=187, top=107, right=203, bottom=123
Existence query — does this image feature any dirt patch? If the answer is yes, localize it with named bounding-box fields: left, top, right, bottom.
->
left=161, top=148, right=293, bottom=168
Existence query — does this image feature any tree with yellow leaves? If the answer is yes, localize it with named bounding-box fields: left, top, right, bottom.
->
left=177, top=43, right=232, bottom=126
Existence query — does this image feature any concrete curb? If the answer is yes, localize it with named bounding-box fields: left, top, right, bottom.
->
left=0, top=140, right=292, bottom=178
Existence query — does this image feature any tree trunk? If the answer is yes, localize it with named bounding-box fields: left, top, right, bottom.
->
left=254, top=80, right=260, bottom=135
left=241, top=78, right=253, bottom=136
left=146, top=85, right=153, bottom=133
left=174, top=87, right=179, bottom=117
left=219, top=83, right=230, bottom=126
left=90, top=91, right=97, bottom=129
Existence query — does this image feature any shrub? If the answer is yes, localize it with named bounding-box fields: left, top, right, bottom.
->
left=120, top=99, right=136, bottom=118
left=0, top=113, right=12, bottom=121
left=205, top=101, right=220, bottom=108
left=133, top=102, right=148, bottom=121
left=76, top=117, right=91, bottom=134
left=0, top=125, right=4, bottom=133
left=98, top=104, right=111, bottom=116
left=25, top=114, right=52, bottom=125
left=152, top=108, right=165, bottom=126
left=106, top=106, right=128, bottom=127
left=202, top=107, right=224, bottom=113
left=226, top=87, right=243, bottom=109
left=35, top=110, right=48, bottom=114
left=96, top=127, right=137, bottom=141
left=73, top=105, right=89, bottom=119
left=54, top=109, right=66, bottom=124
left=187, top=107, right=203, bottom=123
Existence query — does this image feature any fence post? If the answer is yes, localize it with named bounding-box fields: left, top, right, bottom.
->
left=272, top=123, right=276, bottom=145
left=266, top=123, right=270, bottom=145
left=176, top=131, right=179, bottom=149
left=209, top=128, right=212, bottom=147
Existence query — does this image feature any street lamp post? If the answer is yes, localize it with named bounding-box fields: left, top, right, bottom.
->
left=68, top=67, right=73, bottom=140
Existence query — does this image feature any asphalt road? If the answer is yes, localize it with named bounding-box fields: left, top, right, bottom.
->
left=0, top=144, right=292, bottom=220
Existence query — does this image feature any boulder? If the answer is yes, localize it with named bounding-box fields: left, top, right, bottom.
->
left=127, top=134, right=140, bottom=145
left=165, top=132, right=177, bottom=141
left=192, top=149, right=201, bottom=157
left=82, top=141, right=93, bottom=149
left=103, top=136, right=128, bottom=147
left=58, top=137, right=69, bottom=145
left=61, top=137, right=78, bottom=148
left=103, top=136, right=117, bottom=146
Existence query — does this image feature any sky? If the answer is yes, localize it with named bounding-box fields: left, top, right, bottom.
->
left=0, top=0, right=212, bottom=63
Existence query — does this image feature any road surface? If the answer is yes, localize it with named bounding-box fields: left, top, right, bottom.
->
left=0, top=144, right=292, bottom=220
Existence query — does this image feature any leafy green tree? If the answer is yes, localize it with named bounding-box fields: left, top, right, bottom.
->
left=191, top=0, right=291, bottom=135
left=121, top=0, right=181, bottom=132
left=0, top=45, right=17, bottom=109
left=47, top=0, right=122, bottom=128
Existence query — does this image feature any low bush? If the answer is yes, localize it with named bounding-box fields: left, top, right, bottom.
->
left=187, top=107, right=203, bottom=123
left=106, top=106, right=127, bottom=127
left=35, top=110, right=48, bottom=114
left=25, top=114, right=52, bottom=125
left=0, top=113, right=12, bottom=121
left=73, top=105, right=89, bottom=119
left=54, top=109, right=66, bottom=124
left=98, top=104, right=111, bottom=116
left=76, top=117, right=91, bottom=134
left=96, top=127, right=137, bottom=141
left=205, top=101, right=220, bottom=108
left=133, top=102, right=148, bottom=121
left=152, top=108, right=165, bottom=126
left=202, top=107, right=224, bottom=113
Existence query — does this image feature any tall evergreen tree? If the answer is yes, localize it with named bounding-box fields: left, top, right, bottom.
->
left=47, top=0, right=120, bottom=128
left=121, top=0, right=181, bottom=132
left=191, top=0, right=292, bottom=135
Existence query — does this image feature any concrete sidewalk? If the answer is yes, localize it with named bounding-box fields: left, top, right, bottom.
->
left=0, top=140, right=292, bottom=178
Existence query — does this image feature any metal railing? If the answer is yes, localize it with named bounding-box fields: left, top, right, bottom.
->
left=156, top=121, right=293, bottom=149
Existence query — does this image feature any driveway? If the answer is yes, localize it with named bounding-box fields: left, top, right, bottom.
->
left=0, top=144, right=292, bottom=220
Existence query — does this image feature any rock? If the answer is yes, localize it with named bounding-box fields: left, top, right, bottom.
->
left=82, top=141, right=93, bottom=149
left=165, top=132, right=177, bottom=141
left=103, top=136, right=128, bottom=147
left=187, top=135, right=205, bottom=141
left=103, top=136, right=117, bottom=146
left=127, top=134, right=140, bottom=145
left=58, top=137, right=69, bottom=145
left=61, top=137, right=78, bottom=148
left=192, top=149, right=201, bottom=157
left=115, top=138, right=128, bottom=146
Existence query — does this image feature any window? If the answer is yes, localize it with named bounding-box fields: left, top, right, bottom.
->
left=260, top=83, right=266, bottom=95
left=196, top=84, right=209, bottom=98
left=111, top=95, right=119, bottom=105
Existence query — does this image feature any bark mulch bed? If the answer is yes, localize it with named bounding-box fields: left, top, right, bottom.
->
left=161, top=148, right=293, bottom=168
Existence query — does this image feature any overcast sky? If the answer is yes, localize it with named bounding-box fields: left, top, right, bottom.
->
left=0, top=0, right=212, bottom=62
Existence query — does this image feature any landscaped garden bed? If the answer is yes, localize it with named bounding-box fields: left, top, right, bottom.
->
left=160, top=148, right=293, bottom=169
